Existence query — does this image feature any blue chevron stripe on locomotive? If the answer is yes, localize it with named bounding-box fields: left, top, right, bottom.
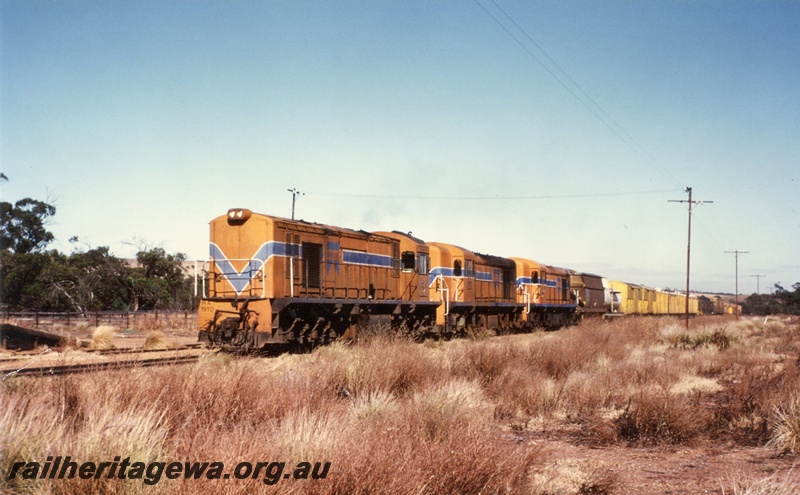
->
left=209, top=241, right=300, bottom=295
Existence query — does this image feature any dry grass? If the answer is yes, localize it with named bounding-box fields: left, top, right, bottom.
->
left=769, top=397, right=800, bottom=455
left=2, top=316, right=799, bottom=493
left=143, top=330, right=168, bottom=350
left=88, top=325, right=117, bottom=350
left=724, top=468, right=800, bottom=495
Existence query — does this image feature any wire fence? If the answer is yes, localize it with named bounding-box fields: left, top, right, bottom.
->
left=1, top=311, right=198, bottom=332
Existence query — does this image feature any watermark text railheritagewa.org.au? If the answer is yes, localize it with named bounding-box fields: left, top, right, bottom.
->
left=7, top=456, right=331, bottom=485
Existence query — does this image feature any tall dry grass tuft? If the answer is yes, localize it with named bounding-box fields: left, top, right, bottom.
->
left=1, top=376, right=169, bottom=494
left=309, top=334, right=442, bottom=397
left=448, top=337, right=521, bottom=384
left=311, top=378, right=538, bottom=495
left=724, top=469, right=800, bottom=495
left=348, top=387, right=398, bottom=426
left=408, top=378, right=491, bottom=441
left=530, top=458, right=619, bottom=495
left=143, top=330, right=168, bottom=350
left=614, top=388, right=707, bottom=445
left=711, top=341, right=800, bottom=445
left=492, top=366, right=563, bottom=418
left=661, top=324, right=735, bottom=351
left=89, top=325, right=117, bottom=350
left=769, top=396, right=800, bottom=455
left=273, top=407, right=344, bottom=461
left=1, top=395, right=67, bottom=494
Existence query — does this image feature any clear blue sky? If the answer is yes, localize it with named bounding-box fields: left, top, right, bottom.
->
left=2, top=1, right=798, bottom=294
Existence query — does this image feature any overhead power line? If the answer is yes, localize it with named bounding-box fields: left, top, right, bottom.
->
left=474, top=0, right=684, bottom=189
left=306, top=188, right=675, bottom=201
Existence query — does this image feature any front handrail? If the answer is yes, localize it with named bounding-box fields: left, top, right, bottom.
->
left=429, top=275, right=450, bottom=316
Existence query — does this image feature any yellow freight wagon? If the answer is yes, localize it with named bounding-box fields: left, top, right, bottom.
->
left=608, top=280, right=635, bottom=314
left=654, top=290, right=670, bottom=315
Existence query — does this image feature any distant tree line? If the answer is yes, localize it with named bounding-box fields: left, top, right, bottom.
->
left=1, top=196, right=197, bottom=314
left=742, top=283, right=800, bottom=316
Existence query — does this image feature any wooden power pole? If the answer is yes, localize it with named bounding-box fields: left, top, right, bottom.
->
left=669, top=187, right=713, bottom=329
left=725, top=250, right=749, bottom=318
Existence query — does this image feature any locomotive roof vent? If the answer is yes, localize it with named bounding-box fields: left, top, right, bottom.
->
left=227, top=208, right=252, bottom=225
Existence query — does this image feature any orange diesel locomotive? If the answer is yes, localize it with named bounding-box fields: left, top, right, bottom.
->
left=198, top=209, right=438, bottom=349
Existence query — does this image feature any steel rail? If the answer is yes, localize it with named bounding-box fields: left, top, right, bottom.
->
left=0, top=344, right=204, bottom=363
left=2, top=354, right=202, bottom=379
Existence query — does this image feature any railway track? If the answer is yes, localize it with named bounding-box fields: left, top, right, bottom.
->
left=1, top=349, right=207, bottom=379
left=0, top=343, right=205, bottom=364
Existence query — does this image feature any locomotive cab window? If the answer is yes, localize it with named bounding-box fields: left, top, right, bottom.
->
left=453, top=259, right=462, bottom=277
left=401, top=251, right=416, bottom=272
left=532, top=270, right=539, bottom=283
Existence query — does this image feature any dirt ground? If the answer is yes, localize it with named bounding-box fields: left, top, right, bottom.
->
left=530, top=435, right=796, bottom=494
left=505, top=402, right=800, bottom=495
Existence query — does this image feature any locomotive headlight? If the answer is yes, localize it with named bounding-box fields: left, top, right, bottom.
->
left=227, top=208, right=252, bottom=224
